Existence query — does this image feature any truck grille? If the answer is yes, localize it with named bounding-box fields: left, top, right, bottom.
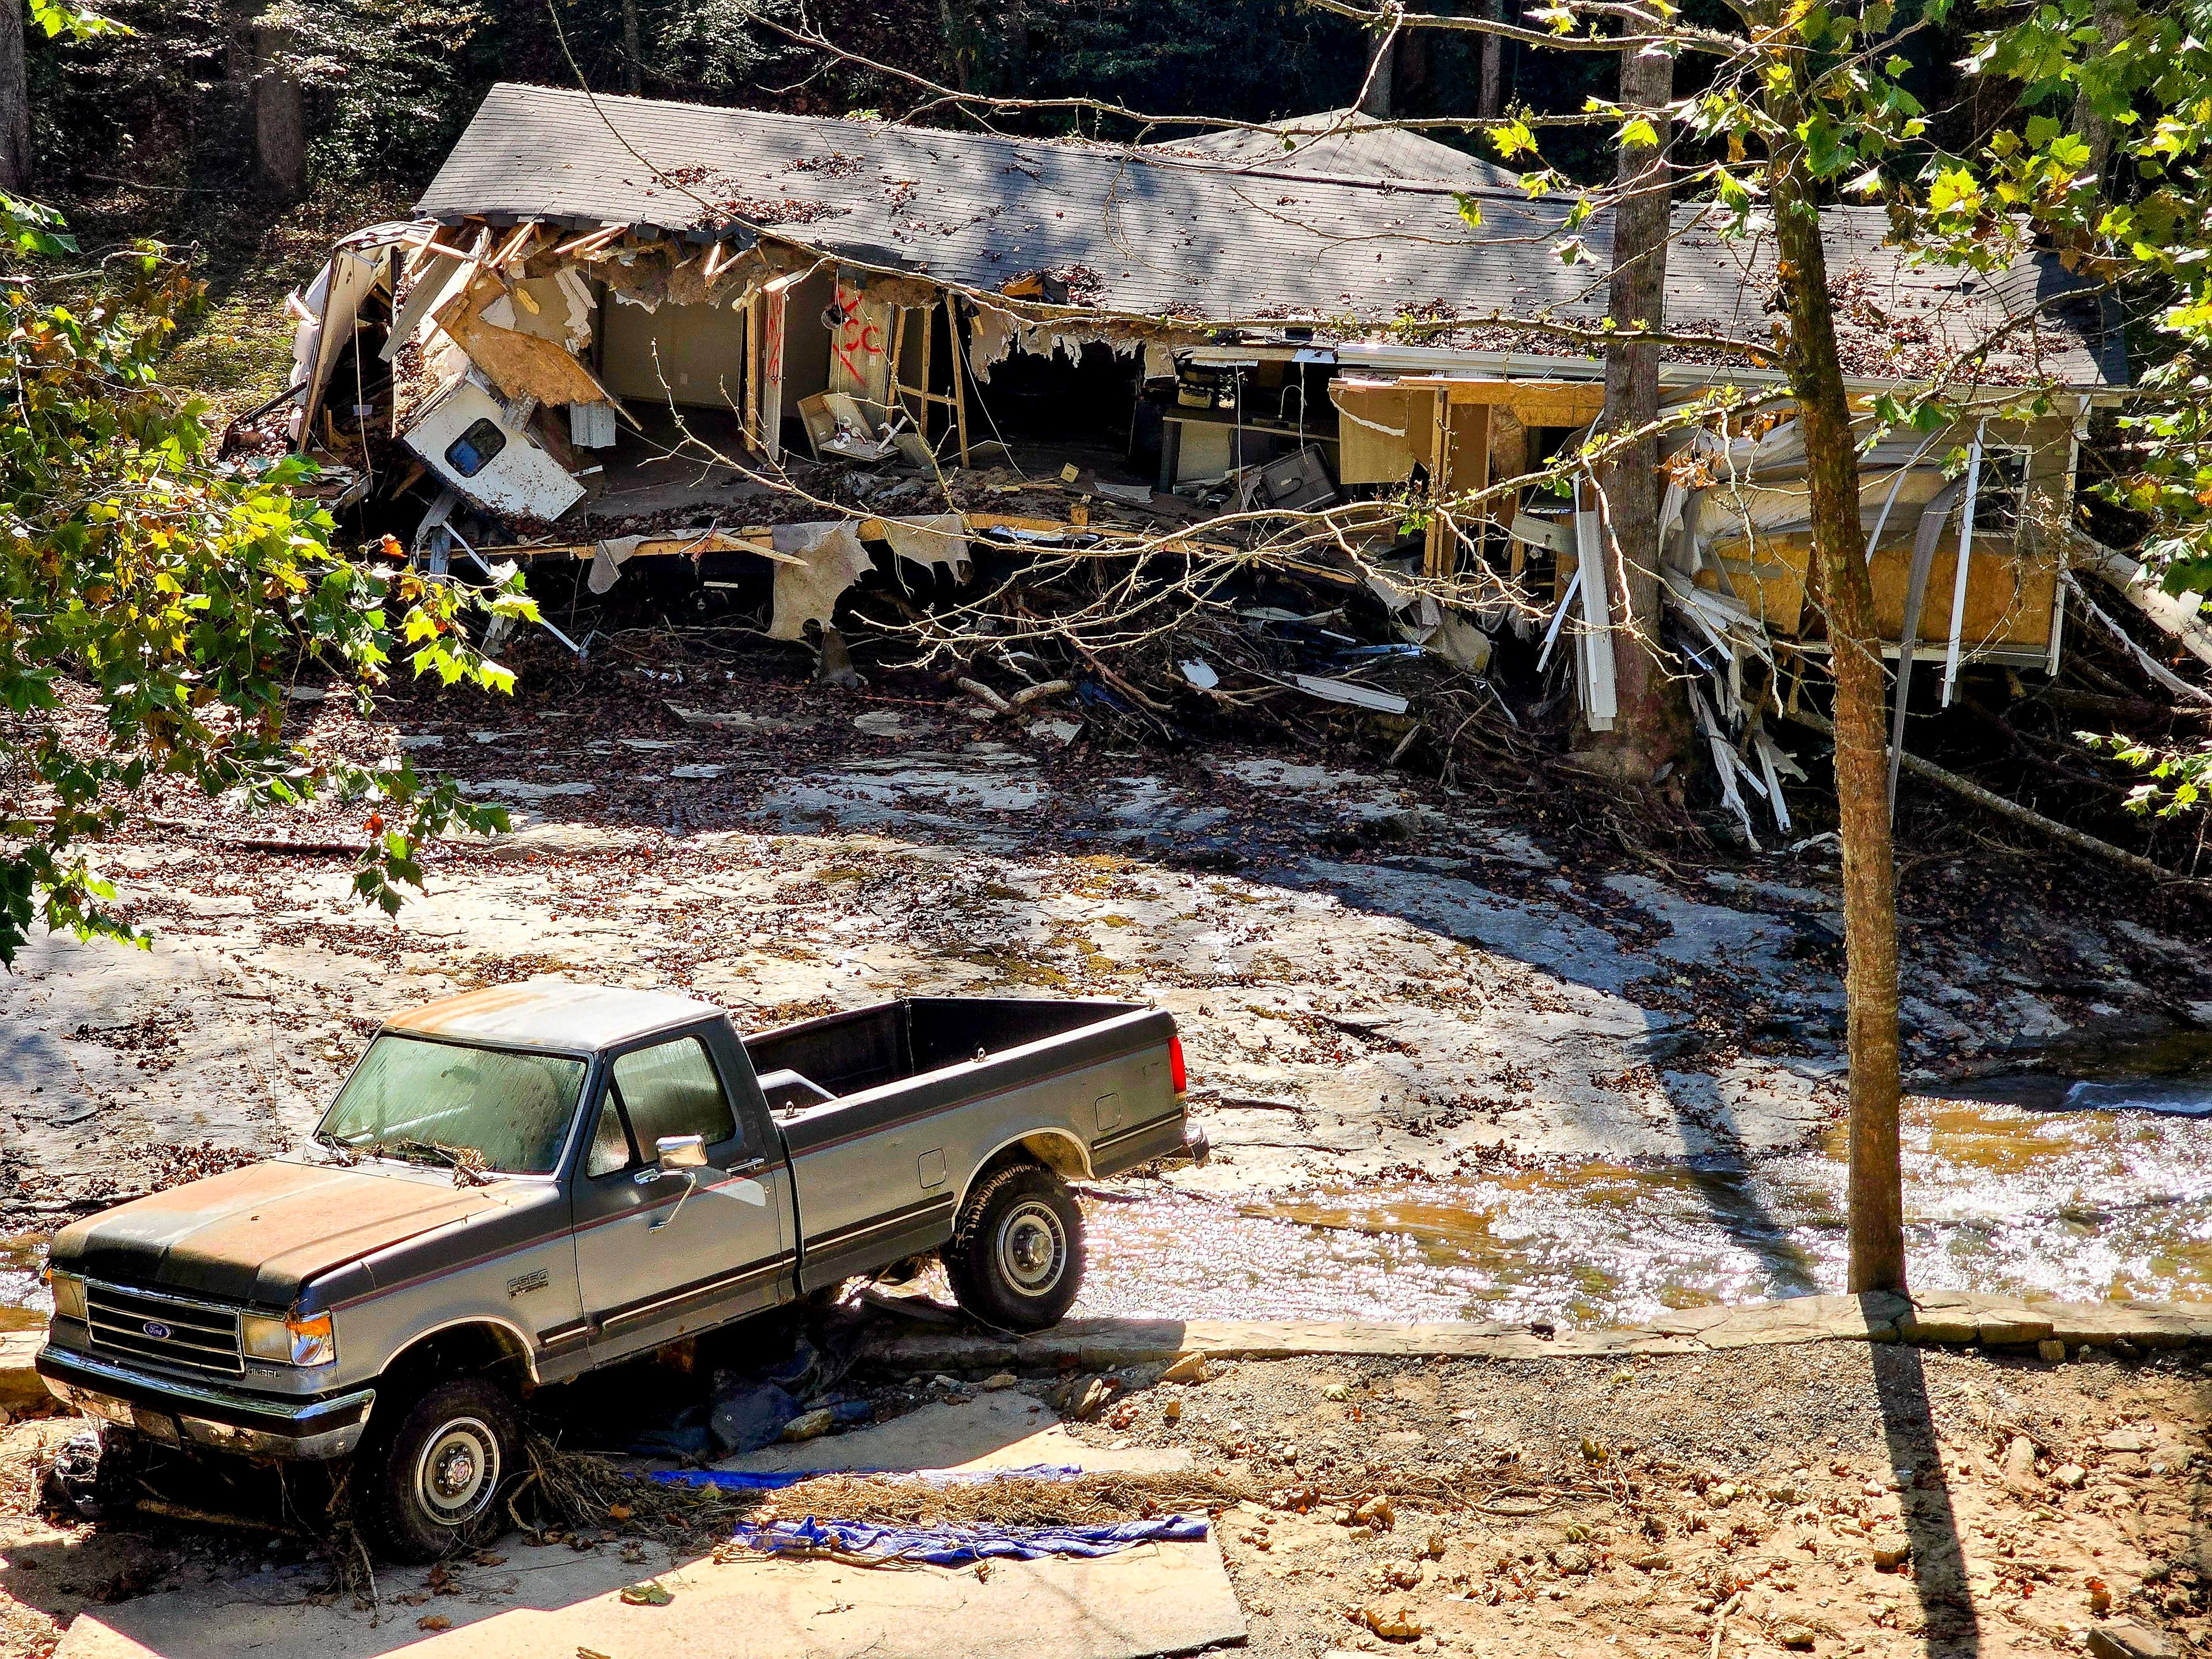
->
left=86, top=1282, right=244, bottom=1377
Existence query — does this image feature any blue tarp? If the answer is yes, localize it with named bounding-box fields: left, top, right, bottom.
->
left=652, top=1463, right=1084, bottom=1493
left=722, top=1513, right=1211, bottom=1565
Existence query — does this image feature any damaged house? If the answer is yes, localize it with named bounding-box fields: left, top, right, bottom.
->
left=279, top=84, right=2128, bottom=824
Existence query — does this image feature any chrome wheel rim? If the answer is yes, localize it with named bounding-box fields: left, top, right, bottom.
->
left=995, top=1199, right=1067, bottom=1296
left=414, top=1416, right=500, bottom=1528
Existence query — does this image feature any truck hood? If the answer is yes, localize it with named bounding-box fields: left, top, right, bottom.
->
left=53, top=1158, right=508, bottom=1309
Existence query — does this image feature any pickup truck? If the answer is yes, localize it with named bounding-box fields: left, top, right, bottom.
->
left=37, top=982, right=1196, bottom=1558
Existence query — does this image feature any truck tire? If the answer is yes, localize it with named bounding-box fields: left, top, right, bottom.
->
left=362, top=1377, right=518, bottom=1562
left=944, top=1162, right=1085, bottom=1332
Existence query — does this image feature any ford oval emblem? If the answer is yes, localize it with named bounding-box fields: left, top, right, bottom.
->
left=141, top=1320, right=171, bottom=1340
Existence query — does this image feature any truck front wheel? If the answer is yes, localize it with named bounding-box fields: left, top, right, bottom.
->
left=944, top=1163, right=1085, bottom=1331
left=362, top=1377, right=518, bottom=1562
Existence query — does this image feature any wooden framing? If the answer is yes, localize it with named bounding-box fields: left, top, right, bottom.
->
left=946, top=296, right=971, bottom=466
left=1425, top=388, right=1452, bottom=577
left=885, top=304, right=963, bottom=459
left=744, top=290, right=763, bottom=454
left=1394, top=376, right=1609, bottom=428
left=1419, top=391, right=1500, bottom=579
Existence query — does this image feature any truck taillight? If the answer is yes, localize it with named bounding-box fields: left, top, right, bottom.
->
left=1169, top=1034, right=1187, bottom=1095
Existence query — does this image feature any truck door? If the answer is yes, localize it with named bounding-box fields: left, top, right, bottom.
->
left=570, top=1025, right=791, bottom=1357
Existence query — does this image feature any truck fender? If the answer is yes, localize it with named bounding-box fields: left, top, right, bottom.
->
left=957, top=1130, right=1091, bottom=1215
left=381, top=1316, right=541, bottom=1391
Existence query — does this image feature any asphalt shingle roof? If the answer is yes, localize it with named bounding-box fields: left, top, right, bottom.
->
left=414, top=84, right=2124, bottom=389
left=1143, top=108, right=1522, bottom=189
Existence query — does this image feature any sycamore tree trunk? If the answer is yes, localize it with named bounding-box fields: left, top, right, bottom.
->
left=1770, top=141, right=1906, bottom=1293
left=0, top=0, right=31, bottom=192
left=1581, top=43, right=1685, bottom=780
left=621, top=0, right=642, bottom=93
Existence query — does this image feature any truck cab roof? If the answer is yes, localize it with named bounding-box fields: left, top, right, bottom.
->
left=381, top=982, right=721, bottom=1053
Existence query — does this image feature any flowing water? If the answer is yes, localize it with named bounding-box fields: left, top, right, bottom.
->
left=1075, top=1047, right=2212, bottom=1328
left=8, top=1049, right=2212, bottom=1337
left=0, top=1236, right=51, bottom=1333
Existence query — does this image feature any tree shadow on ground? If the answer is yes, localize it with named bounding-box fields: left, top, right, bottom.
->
left=1872, top=1342, right=1981, bottom=1657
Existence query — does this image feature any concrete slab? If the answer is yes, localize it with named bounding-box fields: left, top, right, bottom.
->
left=1, top=1331, right=47, bottom=1411
left=57, top=1535, right=1244, bottom=1659
left=721, top=1389, right=1192, bottom=1477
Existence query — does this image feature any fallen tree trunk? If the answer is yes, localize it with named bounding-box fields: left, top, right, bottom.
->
left=1784, top=706, right=2202, bottom=888
left=2065, top=573, right=2212, bottom=709
left=2081, top=543, right=2212, bottom=676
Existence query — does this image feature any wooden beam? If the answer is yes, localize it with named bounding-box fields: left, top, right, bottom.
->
left=917, top=303, right=933, bottom=446
left=1425, top=388, right=1451, bottom=579
left=744, top=291, right=761, bottom=454
left=946, top=294, right=971, bottom=467
left=1393, top=376, right=1609, bottom=428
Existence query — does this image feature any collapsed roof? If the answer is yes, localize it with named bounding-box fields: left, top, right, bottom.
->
left=415, top=83, right=2124, bottom=390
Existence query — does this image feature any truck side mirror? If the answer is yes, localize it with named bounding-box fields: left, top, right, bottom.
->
left=656, top=1134, right=709, bottom=1170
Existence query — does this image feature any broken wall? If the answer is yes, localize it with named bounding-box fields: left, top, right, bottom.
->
left=601, top=296, right=749, bottom=408
left=1681, top=413, right=2074, bottom=663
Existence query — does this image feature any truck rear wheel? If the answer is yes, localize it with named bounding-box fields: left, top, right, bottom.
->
left=362, top=1377, right=518, bottom=1562
left=944, top=1163, right=1085, bottom=1331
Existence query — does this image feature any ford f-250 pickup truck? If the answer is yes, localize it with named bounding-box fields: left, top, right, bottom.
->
left=37, top=982, right=1196, bottom=1558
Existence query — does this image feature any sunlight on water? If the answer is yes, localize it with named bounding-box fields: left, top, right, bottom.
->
left=1074, top=1089, right=2212, bottom=1328
left=0, top=1236, right=51, bottom=1333
left=9, top=1088, right=2212, bottom=1336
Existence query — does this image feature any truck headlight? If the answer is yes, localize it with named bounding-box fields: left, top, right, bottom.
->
left=242, top=1311, right=336, bottom=1368
left=44, top=1269, right=85, bottom=1324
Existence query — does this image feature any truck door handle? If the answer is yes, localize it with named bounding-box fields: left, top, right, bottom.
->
left=727, top=1156, right=768, bottom=1177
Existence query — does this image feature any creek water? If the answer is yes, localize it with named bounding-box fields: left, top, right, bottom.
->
left=0, top=1236, right=50, bottom=1333
left=1075, top=1047, right=2212, bottom=1328
left=6, top=1049, right=2212, bottom=1338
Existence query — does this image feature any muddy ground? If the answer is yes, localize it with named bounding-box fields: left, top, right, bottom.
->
left=4, top=630, right=2211, bottom=1325
left=5, top=1342, right=2212, bottom=1658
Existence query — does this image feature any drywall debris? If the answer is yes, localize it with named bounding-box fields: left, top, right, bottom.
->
left=475, top=779, right=598, bottom=800
left=1426, top=610, right=1494, bottom=675
left=880, top=514, right=971, bottom=581
left=768, top=521, right=876, bottom=642
left=668, top=702, right=771, bottom=732
left=589, top=535, right=647, bottom=594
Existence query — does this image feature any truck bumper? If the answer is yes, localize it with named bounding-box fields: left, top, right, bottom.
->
left=36, top=1346, right=376, bottom=1461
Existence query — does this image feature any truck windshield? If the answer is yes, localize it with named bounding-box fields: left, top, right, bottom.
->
left=315, top=1036, right=587, bottom=1176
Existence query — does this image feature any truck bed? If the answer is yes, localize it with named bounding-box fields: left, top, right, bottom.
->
left=743, top=997, right=1184, bottom=1290
left=743, top=997, right=1138, bottom=1101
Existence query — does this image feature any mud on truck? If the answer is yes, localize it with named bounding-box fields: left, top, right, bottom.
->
left=37, top=983, right=1198, bottom=1557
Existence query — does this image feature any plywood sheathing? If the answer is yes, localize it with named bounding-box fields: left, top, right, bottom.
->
left=434, top=270, right=609, bottom=407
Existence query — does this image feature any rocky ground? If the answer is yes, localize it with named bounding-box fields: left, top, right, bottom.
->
left=1112, top=1342, right=2212, bottom=1658
left=4, top=1340, right=2211, bottom=1658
